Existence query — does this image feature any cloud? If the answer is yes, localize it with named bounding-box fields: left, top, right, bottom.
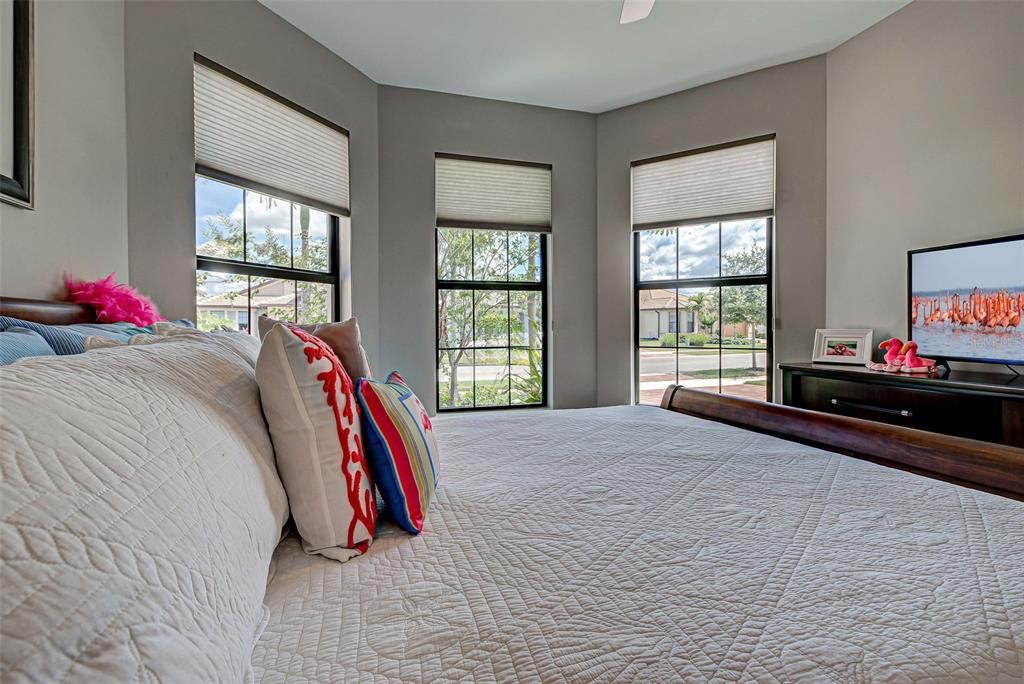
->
left=721, top=219, right=766, bottom=255
left=678, top=224, right=718, bottom=278
left=638, top=220, right=768, bottom=281
left=639, top=232, right=676, bottom=279
left=246, top=195, right=291, bottom=236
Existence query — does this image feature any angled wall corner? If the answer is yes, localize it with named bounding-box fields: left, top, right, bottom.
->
left=825, top=0, right=1024, bottom=377
left=595, top=56, right=829, bottom=405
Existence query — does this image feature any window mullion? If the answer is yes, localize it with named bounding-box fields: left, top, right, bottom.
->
left=242, top=189, right=248, bottom=262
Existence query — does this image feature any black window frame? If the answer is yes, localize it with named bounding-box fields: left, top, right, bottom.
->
left=194, top=171, right=342, bottom=330
left=435, top=228, right=549, bottom=412
left=633, top=216, right=774, bottom=404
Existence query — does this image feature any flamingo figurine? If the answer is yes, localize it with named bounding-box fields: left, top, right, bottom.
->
left=866, top=338, right=904, bottom=372
left=900, top=341, right=937, bottom=374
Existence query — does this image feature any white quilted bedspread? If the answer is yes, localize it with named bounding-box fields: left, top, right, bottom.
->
left=253, top=406, right=1024, bottom=683
left=1, top=335, right=289, bottom=683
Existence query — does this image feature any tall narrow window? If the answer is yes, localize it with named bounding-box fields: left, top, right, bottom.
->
left=435, top=155, right=551, bottom=411
left=193, top=56, right=349, bottom=332
left=632, top=136, right=774, bottom=405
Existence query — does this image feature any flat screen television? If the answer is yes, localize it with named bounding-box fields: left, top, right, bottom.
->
left=908, top=234, right=1024, bottom=366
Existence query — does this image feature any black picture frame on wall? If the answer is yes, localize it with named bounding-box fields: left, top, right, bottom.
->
left=1, top=0, right=33, bottom=209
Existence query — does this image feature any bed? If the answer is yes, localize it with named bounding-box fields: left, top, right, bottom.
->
left=253, top=406, right=1024, bottom=682
left=2, top=296, right=1023, bottom=682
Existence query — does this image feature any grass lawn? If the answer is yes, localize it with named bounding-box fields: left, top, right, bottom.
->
left=640, top=347, right=766, bottom=356
left=682, top=367, right=765, bottom=380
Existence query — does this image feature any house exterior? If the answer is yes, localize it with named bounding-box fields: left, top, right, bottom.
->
left=196, top=277, right=297, bottom=332
left=638, top=288, right=766, bottom=342
left=638, top=289, right=696, bottom=340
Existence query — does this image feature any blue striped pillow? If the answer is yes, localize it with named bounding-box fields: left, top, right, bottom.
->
left=0, top=328, right=56, bottom=365
left=356, top=372, right=440, bottom=534
left=0, top=317, right=87, bottom=355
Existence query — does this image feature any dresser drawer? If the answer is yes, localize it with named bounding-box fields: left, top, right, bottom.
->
left=795, top=376, right=1001, bottom=442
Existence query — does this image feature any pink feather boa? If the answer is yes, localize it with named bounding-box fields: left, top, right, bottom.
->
left=64, top=273, right=165, bottom=326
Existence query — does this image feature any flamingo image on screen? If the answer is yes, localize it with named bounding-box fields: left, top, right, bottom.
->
left=909, top=235, right=1024, bottom=365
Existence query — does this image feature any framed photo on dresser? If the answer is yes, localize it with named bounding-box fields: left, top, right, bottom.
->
left=1, top=0, right=32, bottom=209
left=811, top=328, right=874, bottom=365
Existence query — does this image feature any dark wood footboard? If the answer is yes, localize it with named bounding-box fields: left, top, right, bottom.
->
left=661, top=385, right=1024, bottom=501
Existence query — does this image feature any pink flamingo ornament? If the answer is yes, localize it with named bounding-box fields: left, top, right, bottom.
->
left=866, top=337, right=904, bottom=372
left=899, top=341, right=937, bottom=374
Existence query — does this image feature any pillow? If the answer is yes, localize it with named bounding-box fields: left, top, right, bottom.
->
left=0, top=327, right=56, bottom=365
left=312, top=317, right=372, bottom=380
left=257, top=314, right=312, bottom=340
left=356, top=372, right=440, bottom=534
left=0, top=316, right=87, bottom=354
left=0, top=317, right=187, bottom=355
left=256, top=323, right=377, bottom=561
left=67, top=321, right=152, bottom=339
left=0, top=334, right=288, bottom=680
left=82, top=321, right=203, bottom=350
left=258, top=315, right=371, bottom=381
left=64, top=272, right=164, bottom=326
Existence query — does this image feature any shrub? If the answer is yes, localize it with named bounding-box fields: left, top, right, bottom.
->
left=658, top=333, right=678, bottom=347
left=684, top=332, right=709, bottom=347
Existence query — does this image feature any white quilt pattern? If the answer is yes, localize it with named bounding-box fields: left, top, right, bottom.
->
left=1, top=335, right=289, bottom=683
left=253, top=406, right=1024, bottom=683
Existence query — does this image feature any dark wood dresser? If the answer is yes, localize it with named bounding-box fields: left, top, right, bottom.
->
left=780, top=363, right=1024, bottom=448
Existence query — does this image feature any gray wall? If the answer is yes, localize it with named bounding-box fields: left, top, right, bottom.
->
left=123, top=0, right=381, bottom=364
left=826, top=0, right=1024, bottom=370
left=0, top=0, right=127, bottom=299
left=8, top=0, right=1018, bottom=405
left=377, top=86, right=597, bottom=413
left=595, top=56, right=828, bottom=405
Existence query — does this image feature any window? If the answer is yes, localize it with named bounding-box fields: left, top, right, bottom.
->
left=193, top=56, right=349, bottom=332
left=194, top=176, right=342, bottom=332
left=436, top=228, right=546, bottom=410
left=435, top=154, right=551, bottom=411
left=632, top=137, right=774, bottom=406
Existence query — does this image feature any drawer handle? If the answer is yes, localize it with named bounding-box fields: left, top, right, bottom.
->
left=831, top=398, right=913, bottom=418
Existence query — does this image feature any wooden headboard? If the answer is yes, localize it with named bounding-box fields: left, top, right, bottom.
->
left=0, top=296, right=97, bottom=325
left=661, top=385, right=1024, bottom=501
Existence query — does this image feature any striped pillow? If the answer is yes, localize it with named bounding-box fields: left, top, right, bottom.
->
left=0, top=328, right=55, bottom=365
left=357, top=372, right=439, bottom=534
left=0, top=316, right=87, bottom=355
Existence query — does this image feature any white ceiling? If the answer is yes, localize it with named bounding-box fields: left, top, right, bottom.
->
left=259, top=0, right=909, bottom=113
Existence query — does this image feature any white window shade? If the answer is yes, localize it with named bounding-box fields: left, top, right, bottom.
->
left=193, top=60, right=350, bottom=215
left=632, top=138, right=774, bottom=228
left=435, top=156, right=551, bottom=231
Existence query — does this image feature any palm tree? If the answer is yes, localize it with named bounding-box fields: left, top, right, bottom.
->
left=683, top=291, right=716, bottom=336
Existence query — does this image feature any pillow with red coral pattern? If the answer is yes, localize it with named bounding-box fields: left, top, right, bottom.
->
left=64, top=273, right=164, bottom=327
left=255, top=323, right=377, bottom=562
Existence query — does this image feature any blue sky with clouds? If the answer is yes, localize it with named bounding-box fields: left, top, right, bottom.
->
left=194, top=176, right=329, bottom=258
left=638, top=219, right=767, bottom=281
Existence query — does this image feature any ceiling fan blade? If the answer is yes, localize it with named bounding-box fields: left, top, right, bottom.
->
left=620, top=0, right=655, bottom=25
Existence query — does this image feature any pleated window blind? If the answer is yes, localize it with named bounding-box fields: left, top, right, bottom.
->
left=435, top=155, right=552, bottom=231
left=193, top=58, right=350, bottom=216
left=632, top=137, right=774, bottom=229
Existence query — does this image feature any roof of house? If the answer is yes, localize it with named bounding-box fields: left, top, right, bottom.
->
left=197, top=277, right=296, bottom=309
left=638, top=288, right=691, bottom=312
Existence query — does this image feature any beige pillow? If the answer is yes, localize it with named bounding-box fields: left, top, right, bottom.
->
left=257, top=315, right=313, bottom=340
left=258, top=315, right=371, bottom=380
left=256, top=323, right=377, bottom=562
left=313, top=318, right=371, bottom=380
